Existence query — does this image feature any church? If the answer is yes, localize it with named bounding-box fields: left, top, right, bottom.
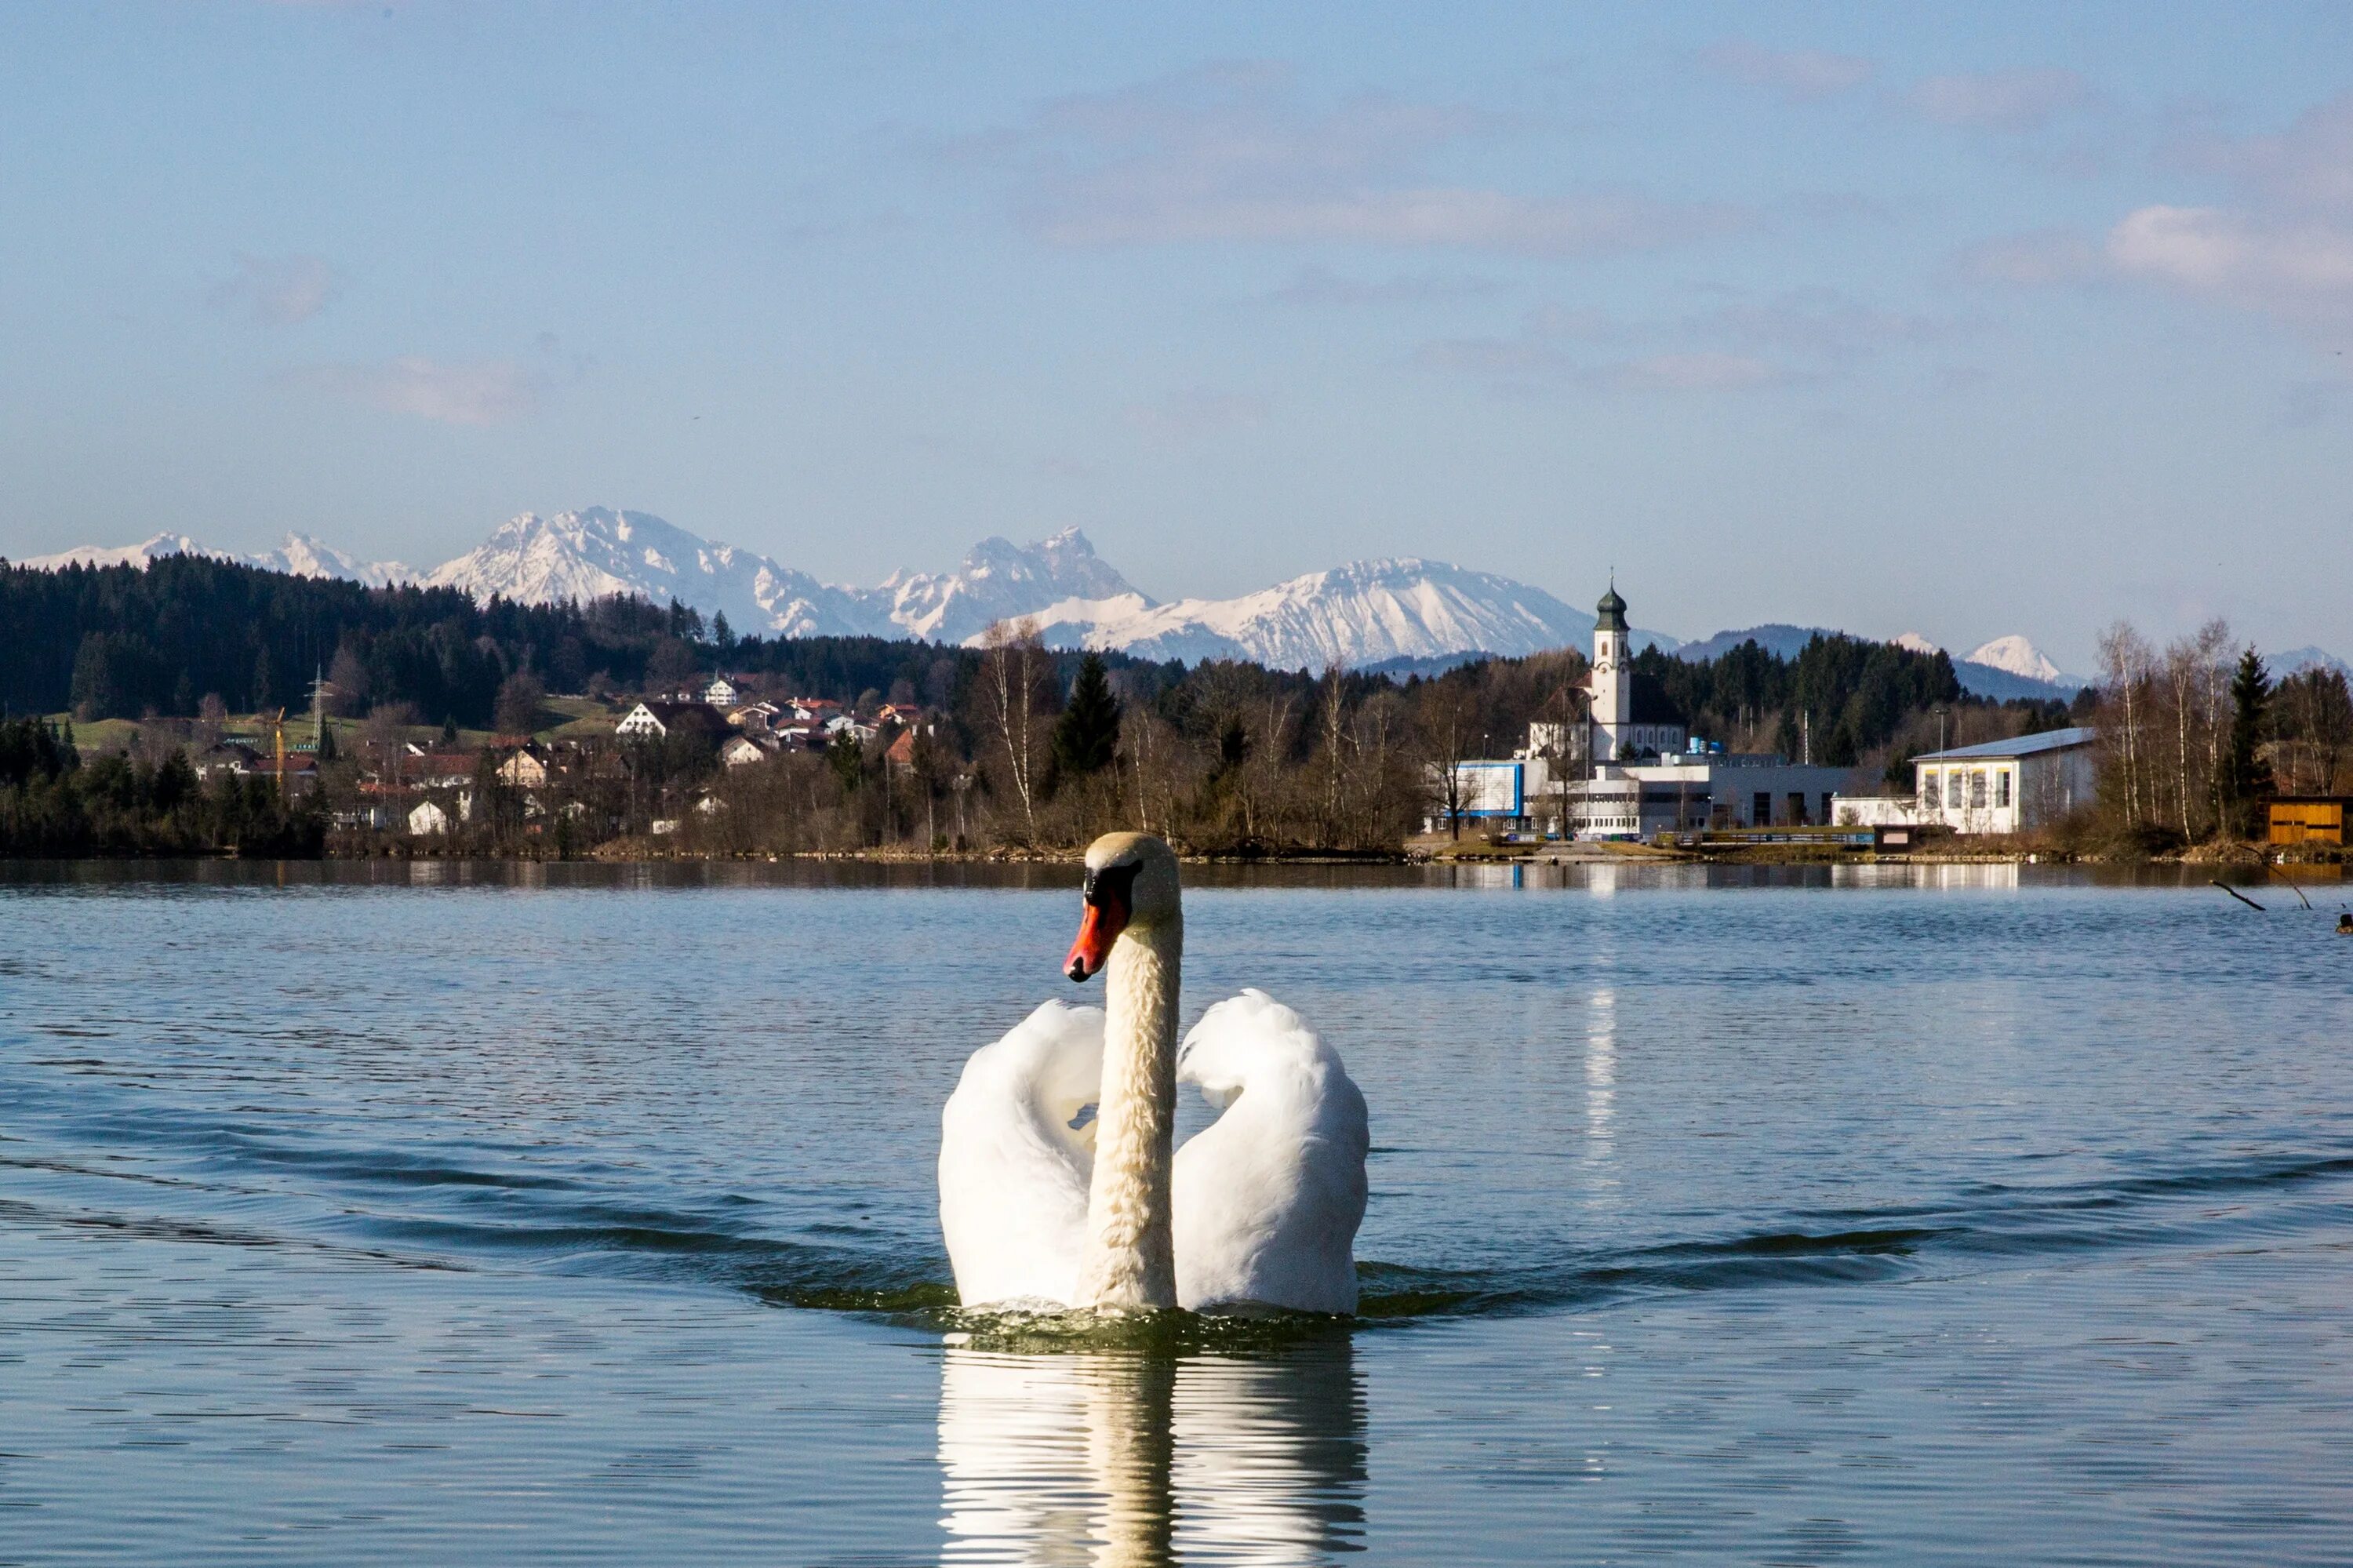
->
left=1583, top=584, right=1686, bottom=764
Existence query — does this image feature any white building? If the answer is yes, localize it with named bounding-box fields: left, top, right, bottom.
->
left=719, top=733, right=776, bottom=768
left=1910, top=726, right=2097, bottom=835
left=408, top=799, right=451, bottom=835
left=1587, top=585, right=1686, bottom=763
left=704, top=675, right=743, bottom=708
left=1572, top=751, right=1856, bottom=839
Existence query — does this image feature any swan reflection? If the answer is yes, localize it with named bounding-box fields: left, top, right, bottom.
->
left=939, top=1344, right=1365, bottom=1566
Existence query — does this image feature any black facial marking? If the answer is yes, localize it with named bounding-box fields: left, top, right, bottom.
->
left=1082, top=859, right=1141, bottom=910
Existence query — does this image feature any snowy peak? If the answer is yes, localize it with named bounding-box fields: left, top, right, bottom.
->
left=882, top=526, right=1144, bottom=644
left=1016, top=555, right=1650, bottom=670
left=420, top=508, right=867, bottom=637
left=252, top=533, right=409, bottom=585
left=18, top=530, right=408, bottom=585
left=20, top=533, right=217, bottom=571
left=1964, top=635, right=2065, bottom=686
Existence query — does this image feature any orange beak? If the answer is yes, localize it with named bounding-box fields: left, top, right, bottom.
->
left=1066, top=894, right=1127, bottom=983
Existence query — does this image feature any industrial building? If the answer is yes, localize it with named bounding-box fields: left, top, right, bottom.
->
left=1905, top=727, right=2097, bottom=834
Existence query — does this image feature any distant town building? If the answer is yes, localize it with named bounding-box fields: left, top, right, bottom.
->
left=1909, top=727, right=2097, bottom=835
left=704, top=675, right=744, bottom=708
left=195, top=740, right=260, bottom=780
left=497, top=746, right=549, bottom=788
left=719, top=733, right=776, bottom=768
left=729, top=700, right=781, bottom=732
left=408, top=799, right=451, bottom=835
left=616, top=700, right=729, bottom=741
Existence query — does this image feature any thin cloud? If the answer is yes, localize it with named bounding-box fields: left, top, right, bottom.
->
left=1123, top=387, right=1269, bottom=439
left=1699, top=41, right=1874, bottom=103
left=1592, top=352, right=1781, bottom=392
left=207, top=253, right=338, bottom=326
left=965, top=61, right=1751, bottom=259
left=1951, top=229, right=2107, bottom=286
left=1417, top=289, right=1935, bottom=395
left=1905, top=69, right=2095, bottom=133
left=2106, top=205, right=2353, bottom=324
left=1968, top=89, right=2353, bottom=341
left=288, top=356, right=543, bottom=426
left=1264, top=265, right=1507, bottom=306
left=2167, top=90, right=2353, bottom=213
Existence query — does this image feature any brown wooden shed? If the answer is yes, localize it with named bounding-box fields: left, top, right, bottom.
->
left=2267, top=797, right=2352, bottom=846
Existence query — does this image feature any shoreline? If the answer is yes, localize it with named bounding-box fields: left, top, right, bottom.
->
left=5, top=841, right=2333, bottom=871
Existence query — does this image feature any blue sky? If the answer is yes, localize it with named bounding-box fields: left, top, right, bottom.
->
left=2, top=2, right=2349, bottom=668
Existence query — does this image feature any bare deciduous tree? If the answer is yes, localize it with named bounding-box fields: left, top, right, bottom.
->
left=979, top=619, right=1050, bottom=842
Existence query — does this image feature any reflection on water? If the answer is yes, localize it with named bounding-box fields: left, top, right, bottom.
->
left=1584, top=985, right=1617, bottom=1203
left=940, top=1346, right=1365, bottom=1566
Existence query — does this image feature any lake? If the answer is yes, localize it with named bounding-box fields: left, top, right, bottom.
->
left=2, top=859, right=2350, bottom=1565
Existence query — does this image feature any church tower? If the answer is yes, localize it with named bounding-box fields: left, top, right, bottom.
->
left=1591, top=583, right=1631, bottom=763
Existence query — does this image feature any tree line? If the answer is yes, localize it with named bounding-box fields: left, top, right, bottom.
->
left=0, top=715, right=321, bottom=856
left=4, top=555, right=2082, bottom=856
left=2087, top=620, right=2349, bottom=851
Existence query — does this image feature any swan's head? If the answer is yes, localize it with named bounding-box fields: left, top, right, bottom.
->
left=1065, top=832, right=1180, bottom=983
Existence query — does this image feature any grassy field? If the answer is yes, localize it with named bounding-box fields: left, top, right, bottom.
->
left=41, top=697, right=624, bottom=754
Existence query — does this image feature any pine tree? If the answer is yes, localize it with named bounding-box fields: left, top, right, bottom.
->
left=1050, top=654, right=1121, bottom=780
left=2224, top=646, right=2274, bottom=836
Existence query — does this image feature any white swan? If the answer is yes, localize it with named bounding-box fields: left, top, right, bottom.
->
left=939, top=833, right=1369, bottom=1315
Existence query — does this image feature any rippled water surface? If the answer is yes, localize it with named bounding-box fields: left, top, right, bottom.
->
left=3, top=859, right=2350, bottom=1565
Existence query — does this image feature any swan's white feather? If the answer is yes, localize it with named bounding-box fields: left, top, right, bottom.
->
left=939, top=1000, right=1104, bottom=1310
left=940, top=990, right=1369, bottom=1315
left=1173, top=990, right=1369, bottom=1314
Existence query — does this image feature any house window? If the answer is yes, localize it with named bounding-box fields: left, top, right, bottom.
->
left=1969, top=769, right=1988, bottom=809
left=1753, top=791, right=1772, bottom=824
left=1996, top=769, right=2012, bottom=808
left=1919, top=769, right=1938, bottom=810
left=1947, top=771, right=1964, bottom=809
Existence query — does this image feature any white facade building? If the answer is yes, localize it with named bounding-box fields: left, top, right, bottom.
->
left=1909, top=726, right=2097, bottom=835
left=1587, top=585, right=1686, bottom=762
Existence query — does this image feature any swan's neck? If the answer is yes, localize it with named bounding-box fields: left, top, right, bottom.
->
left=1075, top=914, right=1180, bottom=1312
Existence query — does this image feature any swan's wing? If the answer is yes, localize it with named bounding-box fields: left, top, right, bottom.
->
left=1174, top=991, right=1369, bottom=1314
left=940, top=1000, right=1104, bottom=1310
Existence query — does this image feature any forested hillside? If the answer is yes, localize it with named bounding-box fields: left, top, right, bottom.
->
left=0, top=556, right=1169, bottom=726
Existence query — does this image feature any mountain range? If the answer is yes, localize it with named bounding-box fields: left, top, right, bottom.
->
left=1675, top=623, right=2086, bottom=700
left=17, top=509, right=2339, bottom=686
left=24, top=531, right=412, bottom=586
left=24, top=508, right=1676, bottom=670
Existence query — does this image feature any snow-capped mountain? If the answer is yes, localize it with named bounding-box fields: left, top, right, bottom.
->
left=253, top=534, right=411, bottom=586
left=20, top=533, right=223, bottom=571
left=882, top=529, right=1139, bottom=645
left=421, top=508, right=871, bottom=637
left=2276, top=646, right=2352, bottom=682
left=413, top=508, right=1639, bottom=668
left=20, top=530, right=407, bottom=585
left=1016, top=558, right=1614, bottom=668
left=1677, top=625, right=2079, bottom=699
left=1964, top=635, right=2069, bottom=686
left=17, top=506, right=1665, bottom=668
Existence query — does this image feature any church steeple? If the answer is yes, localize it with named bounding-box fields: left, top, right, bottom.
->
left=1591, top=580, right=1632, bottom=763
left=1595, top=580, right=1628, bottom=633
